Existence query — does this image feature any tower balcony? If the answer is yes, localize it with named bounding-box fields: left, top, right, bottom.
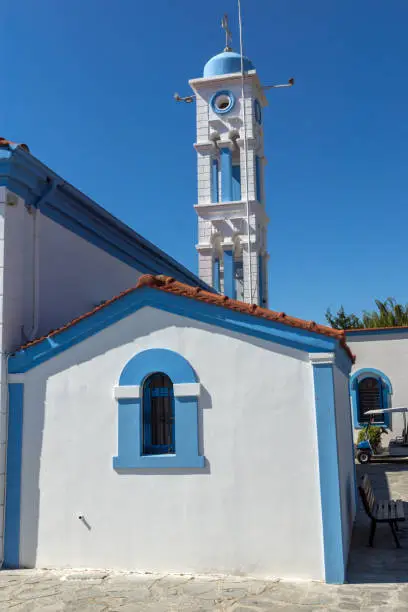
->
left=194, top=199, right=269, bottom=226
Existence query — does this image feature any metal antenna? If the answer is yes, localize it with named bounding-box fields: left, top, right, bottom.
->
left=263, top=77, right=295, bottom=90
left=237, top=0, right=254, bottom=304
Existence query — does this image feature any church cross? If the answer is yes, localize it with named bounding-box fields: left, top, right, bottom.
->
left=221, top=14, right=232, bottom=51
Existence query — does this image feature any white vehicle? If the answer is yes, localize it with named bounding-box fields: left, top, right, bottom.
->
left=356, top=407, right=408, bottom=464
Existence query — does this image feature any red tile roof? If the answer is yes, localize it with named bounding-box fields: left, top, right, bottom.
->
left=18, top=274, right=354, bottom=361
left=0, top=137, right=30, bottom=152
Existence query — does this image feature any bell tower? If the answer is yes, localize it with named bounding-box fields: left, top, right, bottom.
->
left=189, top=26, right=269, bottom=306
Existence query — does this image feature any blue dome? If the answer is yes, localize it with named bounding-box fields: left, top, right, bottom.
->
left=203, top=51, right=254, bottom=77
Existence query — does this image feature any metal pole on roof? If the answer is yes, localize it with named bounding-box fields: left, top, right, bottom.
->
left=237, top=0, right=254, bottom=304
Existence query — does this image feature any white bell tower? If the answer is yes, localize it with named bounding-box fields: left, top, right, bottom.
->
left=189, top=31, right=269, bottom=306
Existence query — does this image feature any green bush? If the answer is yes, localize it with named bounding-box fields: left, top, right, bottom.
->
left=357, top=425, right=383, bottom=453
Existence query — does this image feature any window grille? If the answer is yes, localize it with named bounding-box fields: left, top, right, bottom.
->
left=357, top=377, right=384, bottom=424
left=143, top=372, right=175, bottom=455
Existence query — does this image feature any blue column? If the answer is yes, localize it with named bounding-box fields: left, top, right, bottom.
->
left=232, top=164, right=241, bottom=201
left=223, top=249, right=234, bottom=297
left=311, top=361, right=345, bottom=584
left=213, top=258, right=221, bottom=292
left=211, top=158, right=219, bottom=203
left=258, top=254, right=263, bottom=305
left=4, top=384, right=24, bottom=568
left=220, top=148, right=232, bottom=202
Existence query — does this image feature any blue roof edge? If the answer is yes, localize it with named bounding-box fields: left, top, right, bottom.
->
left=8, top=286, right=339, bottom=373
left=0, top=145, right=213, bottom=291
left=346, top=327, right=408, bottom=338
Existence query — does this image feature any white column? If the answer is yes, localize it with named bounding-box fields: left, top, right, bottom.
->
left=197, top=152, right=211, bottom=204
left=198, top=249, right=213, bottom=287
left=243, top=243, right=260, bottom=305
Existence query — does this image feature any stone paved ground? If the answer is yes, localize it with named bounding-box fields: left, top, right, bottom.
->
left=3, top=569, right=408, bottom=612
left=2, top=462, right=408, bottom=611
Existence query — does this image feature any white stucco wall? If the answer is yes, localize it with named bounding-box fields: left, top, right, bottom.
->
left=37, top=214, right=141, bottom=337
left=1, top=193, right=141, bottom=352
left=18, top=306, right=325, bottom=580
left=347, top=333, right=408, bottom=444
left=333, top=365, right=356, bottom=566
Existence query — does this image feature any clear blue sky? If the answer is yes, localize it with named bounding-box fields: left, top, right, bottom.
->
left=3, top=0, right=408, bottom=323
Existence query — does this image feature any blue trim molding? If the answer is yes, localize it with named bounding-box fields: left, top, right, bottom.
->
left=311, top=358, right=345, bottom=584
left=4, top=384, right=24, bottom=568
left=350, top=368, right=392, bottom=428
left=346, top=328, right=408, bottom=338
left=113, top=349, right=204, bottom=469
left=9, top=286, right=346, bottom=374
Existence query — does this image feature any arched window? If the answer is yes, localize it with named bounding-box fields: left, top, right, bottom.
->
left=350, top=369, right=392, bottom=428
left=357, top=377, right=384, bottom=424
left=113, top=349, right=204, bottom=469
left=143, top=373, right=174, bottom=455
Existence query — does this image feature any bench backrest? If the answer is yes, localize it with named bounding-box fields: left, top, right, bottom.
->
left=358, top=474, right=376, bottom=518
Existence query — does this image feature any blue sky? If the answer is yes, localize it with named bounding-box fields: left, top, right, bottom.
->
left=3, top=0, right=408, bottom=323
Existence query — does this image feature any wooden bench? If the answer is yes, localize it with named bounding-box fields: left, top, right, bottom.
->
left=358, top=474, right=405, bottom=548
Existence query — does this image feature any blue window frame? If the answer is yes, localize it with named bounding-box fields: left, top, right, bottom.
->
left=350, top=368, right=392, bottom=428
left=113, top=349, right=205, bottom=469
left=143, top=373, right=175, bottom=455
left=210, top=90, right=235, bottom=114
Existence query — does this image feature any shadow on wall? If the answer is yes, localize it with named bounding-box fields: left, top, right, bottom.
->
left=18, top=377, right=46, bottom=568
left=347, top=462, right=408, bottom=584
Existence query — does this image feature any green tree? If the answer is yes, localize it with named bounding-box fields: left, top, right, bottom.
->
left=326, top=298, right=408, bottom=330
left=325, top=306, right=362, bottom=330
left=361, top=298, right=408, bottom=328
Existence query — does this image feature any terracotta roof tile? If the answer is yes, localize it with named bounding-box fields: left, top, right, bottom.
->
left=17, top=274, right=354, bottom=361
left=0, top=137, right=30, bottom=152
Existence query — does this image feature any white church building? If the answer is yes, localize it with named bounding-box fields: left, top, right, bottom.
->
left=0, top=37, right=358, bottom=585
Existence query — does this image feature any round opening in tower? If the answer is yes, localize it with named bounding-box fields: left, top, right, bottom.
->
left=210, top=90, right=235, bottom=115
left=216, top=95, right=230, bottom=110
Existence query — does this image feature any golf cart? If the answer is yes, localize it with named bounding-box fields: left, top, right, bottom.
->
left=356, top=407, right=408, bottom=464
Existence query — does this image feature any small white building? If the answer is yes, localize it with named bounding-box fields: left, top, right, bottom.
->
left=347, top=328, right=408, bottom=446
left=6, top=275, right=355, bottom=583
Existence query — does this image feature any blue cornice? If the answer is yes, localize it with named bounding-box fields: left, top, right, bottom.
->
left=9, top=286, right=339, bottom=373
left=0, top=146, right=212, bottom=290
left=346, top=327, right=408, bottom=338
